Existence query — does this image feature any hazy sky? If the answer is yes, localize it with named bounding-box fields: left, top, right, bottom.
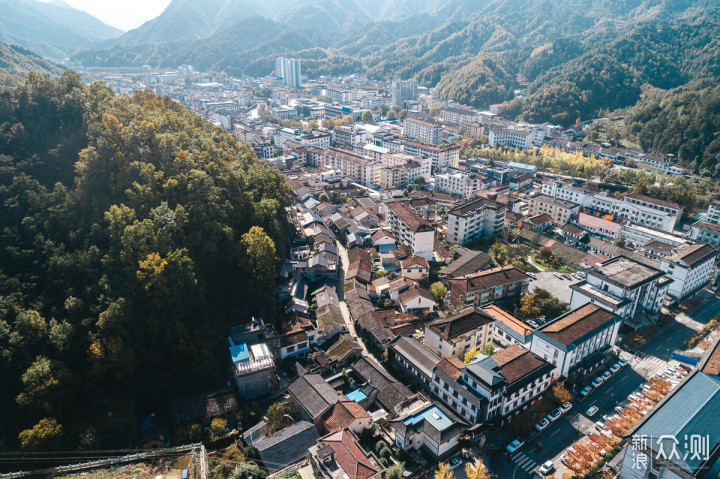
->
left=41, top=0, right=172, bottom=31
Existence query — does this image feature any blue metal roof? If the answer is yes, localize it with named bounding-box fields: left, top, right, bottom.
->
left=346, top=389, right=368, bottom=402
left=634, top=372, right=720, bottom=474
left=403, top=405, right=453, bottom=431
left=230, top=343, right=250, bottom=364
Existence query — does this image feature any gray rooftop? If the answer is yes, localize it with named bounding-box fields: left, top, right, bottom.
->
left=252, top=420, right=320, bottom=472
left=589, top=256, right=665, bottom=289
left=390, top=336, right=442, bottom=378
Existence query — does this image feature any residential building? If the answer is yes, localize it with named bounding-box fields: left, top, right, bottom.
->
left=435, top=170, right=496, bottom=198
left=482, top=304, right=533, bottom=348
left=448, top=266, right=531, bottom=306
left=310, top=430, right=384, bottom=479
left=488, top=129, right=533, bottom=149
left=403, top=141, right=460, bottom=170
left=571, top=212, right=621, bottom=240
left=437, top=251, right=492, bottom=284
left=334, top=124, right=369, bottom=147
left=509, top=173, right=533, bottom=191
left=424, top=307, right=495, bottom=360
left=468, top=163, right=512, bottom=185
left=288, top=374, right=343, bottom=425
left=530, top=303, right=621, bottom=378
left=635, top=153, right=687, bottom=175
left=463, top=345, right=554, bottom=419
left=620, top=223, right=689, bottom=248
left=391, top=78, right=418, bottom=106
left=319, top=401, right=372, bottom=435
left=706, top=200, right=720, bottom=224
left=390, top=336, right=442, bottom=390
left=317, top=148, right=378, bottom=187
left=397, top=285, right=436, bottom=313
left=350, top=357, right=414, bottom=413
left=522, top=213, right=553, bottom=232
left=403, top=117, right=443, bottom=145
left=443, top=106, right=480, bottom=125
left=379, top=159, right=431, bottom=190
left=446, top=198, right=506, bottom=245
left=690, top=220, right=720, bottom=248
left=401, top=256, right=429, bottom=280
left=659, top=243, right=717, bottom=301
left=251, top=421, right=319, bottom=473
left=569, top=256, right=671, bottom=324
left=385, top=201, right=435, bottom=260
left=391, top=402, right=467, bottom=458
left=527, top=194, right=580, bottom=226
left=229, top=340, right=277, bottom=399
left=589, top=193, right=681, bottom=233
left=275, top=57, right=302, bottom=88
left=541, top=181, right=592, bottom=206
left=431, top=357, right=486, bottom=424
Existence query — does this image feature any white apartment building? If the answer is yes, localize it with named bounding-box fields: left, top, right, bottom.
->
left=706, top=200, right=720, bottom=224
left=541, top=181, right=592, bottom=206
left=435, top=170, right=496, bottom=199
left=403, top=141, right=460, bottom=170
left=588, top=193, right=681, bottom=233
left=659, top=243, right=717, bottom=301
left=318, top=148, right=378, bottom=187
left=447, top=198, right=506, bottom=245
left=443, top=107, right=480, bottom=125
left=424, top=307, right=495, bottom=360
left=635, top=154, right=687, bottom=176
left=403, top=117, right=443, bottom=145
left=569, top=256, right=671, bottom=324
left=391, top=78, right=418, bottom=106
left=385, top=201, right=435, bottom=260
left=690, top=220, right=720, bottom=248
left=620, top=223, right=689, bottom=248
left=531, top=304, right=622, bottom=378
left=488, top=129, right=533, bottom=149
left=527, top=194, right=580, bottom=226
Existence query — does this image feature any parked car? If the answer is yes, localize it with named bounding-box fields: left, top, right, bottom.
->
left=580, top=385, right=593, bottom=397
left=610, top=363, right=621, bottom=374
left=602, top=371, right=611, bottom=381
left=538, top=461, right=555, bottom=475
left=548, top=408, right=564, bottom=422
left=618, top=357, right=628, bottom=366
left=595, top=420, right=606, bottom=430
left=507, top=438, right=525, bottom=453
left=535, top=417, right=550, bottom=431
left=561, top=402, right=572, bottom=413
left=448, top=457, right=462, bottom=470
left=527, top=320, right=540, bottom=329
left=586, top=406, right=599, bottom=417
left=528, top=272, right=537, bottom=279
left=553, top=272, right=563, bottom=279
left=591, top=377, right=604, bottom=388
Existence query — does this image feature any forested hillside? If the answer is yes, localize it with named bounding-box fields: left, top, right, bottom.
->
left=0, top=72, right=291, bottom=451
left=0, top=41, right=64, bottom=87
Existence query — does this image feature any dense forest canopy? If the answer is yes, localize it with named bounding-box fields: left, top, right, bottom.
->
left=0, top=72, right=291, bottom=451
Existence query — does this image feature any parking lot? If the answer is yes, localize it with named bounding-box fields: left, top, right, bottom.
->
left=528, top=271, right=582, bottom=304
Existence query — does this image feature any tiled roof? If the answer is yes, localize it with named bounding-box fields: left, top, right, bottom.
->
left=493, top=345, right=550, bottom=384
left=668, top=243, right=717, bottom=268
left=538, top=304, right=617, bottom=346
left=449, top=266, right=529, bottom=294
left=693, top=220, right=720, bottom=232
left=390, top=336, right=442, bottom=377
left=427, top=307, right=494, bottom=340
left=626, top=193, right=682, bottom=211
left=482, top=304, right=532, bottom=338
left=387, top=201, right=433, bottom=232
left=288, top=374, right=343, bottom=419
left=561, top=224, right=584, bottom=236
left=643, top=240, right=675, bottom=251
left=399, top=285, right=435, bottom=304
left=253, top=421, right=320, bottom=472
left=401, top=256, right=429, bottom=269
left=322, top=430, right=379, bottom=479
left=322, top=401, right=371, bottom=434
left=372, top=229, right=396, bottom=241
left=526, top=213, right=553, bottom=225
left=435, top=358, right=464, bottom=381
left=574, top=212, right=621, bottom=233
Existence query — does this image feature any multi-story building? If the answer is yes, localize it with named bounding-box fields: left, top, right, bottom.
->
left=424, top=307, right=495, bottom=360
left=389, top=336, right=442, bottom=391
left=403, top=117, right=443, bottom=145
left=378, top=154, right=432, bottom=190
left=463, top=345, right=554, bottom=420
left=403, top=141, right=460, bottom=170
left=317, top=148, right=378, bottom=187
left=391, top=78, right=418, bottom=106
left=468, top=163, right=512, bottom=185
left=385, top=201, right=435, bottom=260
left=448, top=266, right=531, bottom=306
left=588, top=193, right=682, bottom=233
left=690, top=220, right=720, bottom=248
left=275, top=57, right=302, bottom=88
left=446, top=197, right=506, bottom=245
left=527, top=194, right=580, bottom=227
left=489, top=129, right=533, bottom=149
left=569, top=256, right=671, bottom=324
left=659, top=243, right=717, bottom=301
left=333, top=124, right=370, bottom=147
left=435, top=170, right=496, bottom=198
left=443, top=106, right=480, bottom=125
left=635, top=153, right=687, bottom=176
left=620, top=223, right=689, bottom=249
left=230, top=340, right=277, bottom=399
left=391, top=401, right=466, bottom=458
left=706, top=200, right=720, bottom=224
left=571, top=212, right=621, bottom=240
left=271, top=106, right=299, bottom=119
left=541, top=181, right=592, bottom=206
left=530, top=303, right=622, bottom=378
left=431, top=358, right=486, bottom=424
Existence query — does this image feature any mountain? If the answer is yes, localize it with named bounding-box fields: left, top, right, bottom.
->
left=0, top=0, right=122, bottom=59
left=0, top=41, right=64, bottom=87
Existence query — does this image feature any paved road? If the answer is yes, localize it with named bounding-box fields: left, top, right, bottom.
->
left=336, top=243, right=371, bottom=357
left=490, top=289, right=720, bottom=478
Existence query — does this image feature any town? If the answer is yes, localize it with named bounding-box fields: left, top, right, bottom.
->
left=67, top=59, right=720, bottom=479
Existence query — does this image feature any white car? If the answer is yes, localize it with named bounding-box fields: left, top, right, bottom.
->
left=536, top=417, right=550, bottom=431
left=580, top=385, right=592, bottom=396
left=561, top=402, right=572, bottom=413
left=548, top=408, right=564, bottom=422
left=448, top=457, right=462, bottom=470
left=527, top=320, right=540, bottom=329
left=586, top=406, right=599, bottom=417
left=618, top=357, right=628, bottom=366
left=594, top=420, right=606, bottom=430
left=528, top=272, right=537, bottom=279
left=610, top=363, right=621, bottom=373
left=591, top=377, right=604, bottom=388
left=553, top=272, right=563, bottom=279
left=602, top=371, right=611, bottom=381
left=538, top=460, right=555, bottom=475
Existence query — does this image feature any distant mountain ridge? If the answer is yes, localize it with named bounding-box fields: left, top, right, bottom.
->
left=0, top=0, right=122, bottom=59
